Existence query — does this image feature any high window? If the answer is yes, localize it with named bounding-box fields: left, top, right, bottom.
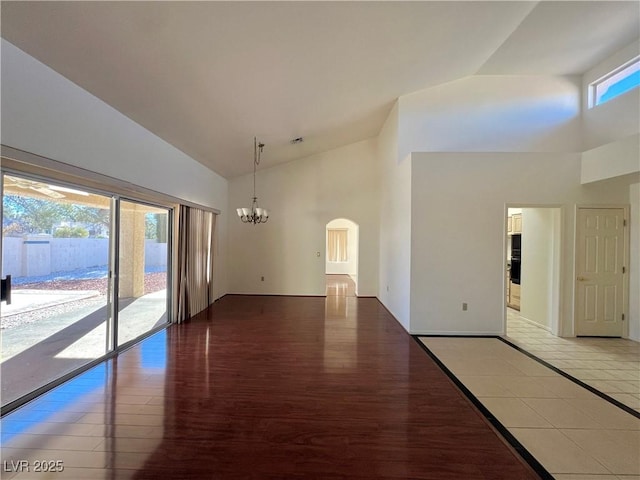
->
left=589, top=56, right=640, bottom=108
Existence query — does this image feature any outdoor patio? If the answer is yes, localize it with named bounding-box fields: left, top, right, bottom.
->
left=1, top=268, right=167, bottom=407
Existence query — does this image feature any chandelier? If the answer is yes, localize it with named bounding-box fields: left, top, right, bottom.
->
left=236, top=137, right=269, bottom=224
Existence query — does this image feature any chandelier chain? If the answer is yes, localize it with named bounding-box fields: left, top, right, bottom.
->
left=237, top=136, right=269, bottom=224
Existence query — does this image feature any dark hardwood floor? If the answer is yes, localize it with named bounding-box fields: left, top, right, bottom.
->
left=1, top=295, right=541, bottom=479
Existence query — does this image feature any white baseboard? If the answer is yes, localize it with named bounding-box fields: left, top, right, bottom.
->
left=411, top=331, right=504, bottom=336
left=517, top=314, right=553, bottom=333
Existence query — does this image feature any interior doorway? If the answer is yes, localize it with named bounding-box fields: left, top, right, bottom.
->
left=504, top=206, right=562, bottom=338
left=325, top=218, right=359, bottom=296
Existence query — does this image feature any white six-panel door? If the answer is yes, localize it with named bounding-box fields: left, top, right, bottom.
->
left=575, top=208, right=626, bottom=337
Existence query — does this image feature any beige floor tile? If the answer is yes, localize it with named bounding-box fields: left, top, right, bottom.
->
left=456, top=375, right=515, bottom=397
left=607, top=371, right=640, bottom=381
left=510, top=428, right=609, bottom=474
left=561, top=429, right=640, bottom=475
left=526, top=376, right=594, bottom=399
left=522, top=398, right=606, bottom=429
left=492, top=375, right=562, bottom=398
left=430, top=358, right=525, bottom=376
left=431, top=319, right=640, bottom=476
left=565, top=369, right=623, bottom=381
left=602, top=361, right=640, bottom=371
left=607, top=381, right=640, bottom=394
left=553, top=475, right=618, bottom=480
left=506, top=313, right=640, bottom=413
left=568, top=397, right=640, bottom=431
left=525, top=345, right=561, bottom=353
left=505, top=357, right=558, bottom=376
left=609, top=394, right=640, bottom=409
left=539, top=352, right=572, bottom=360
left=588, top=380, right=625, bottom=393
left=479, top=397, right=552, bottom=427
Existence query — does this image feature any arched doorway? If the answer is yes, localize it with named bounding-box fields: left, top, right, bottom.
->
left=325, top=218, right=359, bottom=297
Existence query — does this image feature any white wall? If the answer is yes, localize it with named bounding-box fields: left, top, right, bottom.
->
left=581, top=134, right=640, bottom=184
left=581, top=134, right=640, bottom=183
left=228, top=139, right=379, bottom=297
left=520, top=208, right=560, bottom=332
left=579, top=40, right=640, bottom=341
left=1, top=39, right=229, bottom=300
left=325, top=218, right=358, bottom=278
left=582, top=41, right=640, bottom=151
left=2, top=238, right=166, bottom=276
left=1, top=238, right=22, bottom=277
left=409, top=152, right=633, bottom=336
left=397, top=75, right=583, bottom=160
left=630, top=182, right=640, bottom=341
left=377, top=103, right=412, bottom=330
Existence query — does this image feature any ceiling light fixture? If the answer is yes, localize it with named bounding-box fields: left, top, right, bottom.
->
left=236, top=137, right=269, bottom=224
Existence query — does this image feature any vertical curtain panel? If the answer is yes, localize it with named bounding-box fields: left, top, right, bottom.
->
left=327, top=229, right=348, bottom=262
left=175, top=205, right=217, bottom=323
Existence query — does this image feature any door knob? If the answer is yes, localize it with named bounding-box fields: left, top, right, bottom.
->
left=577, top=276, right=587, bottom=281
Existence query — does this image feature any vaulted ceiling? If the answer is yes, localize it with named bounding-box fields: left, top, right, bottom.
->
left=2, top=1, right=638, bottom=177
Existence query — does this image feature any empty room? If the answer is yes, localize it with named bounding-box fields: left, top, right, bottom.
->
left=1, top=2, right=639, bottom=479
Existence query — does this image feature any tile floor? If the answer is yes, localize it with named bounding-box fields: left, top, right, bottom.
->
left=505, top=309, right=640, bottom=413
left=420, top=312, right=640, bottom=480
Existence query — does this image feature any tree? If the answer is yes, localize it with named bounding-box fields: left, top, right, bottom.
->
left=2, top=195, right=110, bottom=236
left=145, top=213, right=157, bottom=240
left=2, top=195, right=73, bottom=235
left=53, top=226, right=89, bottom=238
left=70, top=205, right=110, bottom=236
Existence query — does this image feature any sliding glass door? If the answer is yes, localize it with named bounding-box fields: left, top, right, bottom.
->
left=1, top=172, right=172, bottom=411
left=1, top=174, right=113, bottom=407
left=117, top=200, right=170, bottom=346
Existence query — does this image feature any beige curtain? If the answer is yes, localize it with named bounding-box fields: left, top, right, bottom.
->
left=175, top=205, right=217, bottom=323
left=327, top=229, right=348, bottom=262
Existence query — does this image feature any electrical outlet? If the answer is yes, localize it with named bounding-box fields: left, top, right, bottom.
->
left=462, top=302, right=468, bottom=311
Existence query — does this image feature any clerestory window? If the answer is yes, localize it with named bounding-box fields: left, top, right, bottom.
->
left=589, top=56, right=640, bottom=108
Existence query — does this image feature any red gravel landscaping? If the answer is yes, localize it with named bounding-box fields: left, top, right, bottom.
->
left=16, top=272, right=167, bottom=295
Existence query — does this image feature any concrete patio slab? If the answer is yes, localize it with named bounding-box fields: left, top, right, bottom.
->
left=1, top=290, right=101, bottom=317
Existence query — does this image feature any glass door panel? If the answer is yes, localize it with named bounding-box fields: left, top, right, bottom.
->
left=117, top=200, right=169, bottom=346
left=1, top=174, right=113, bottom=407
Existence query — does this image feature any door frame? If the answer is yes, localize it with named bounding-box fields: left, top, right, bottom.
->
left=325, top=218, right=360, bottom=297
left=503, top=204, right=564, bottom=337
left=573, top=205, right=630, bottom=338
